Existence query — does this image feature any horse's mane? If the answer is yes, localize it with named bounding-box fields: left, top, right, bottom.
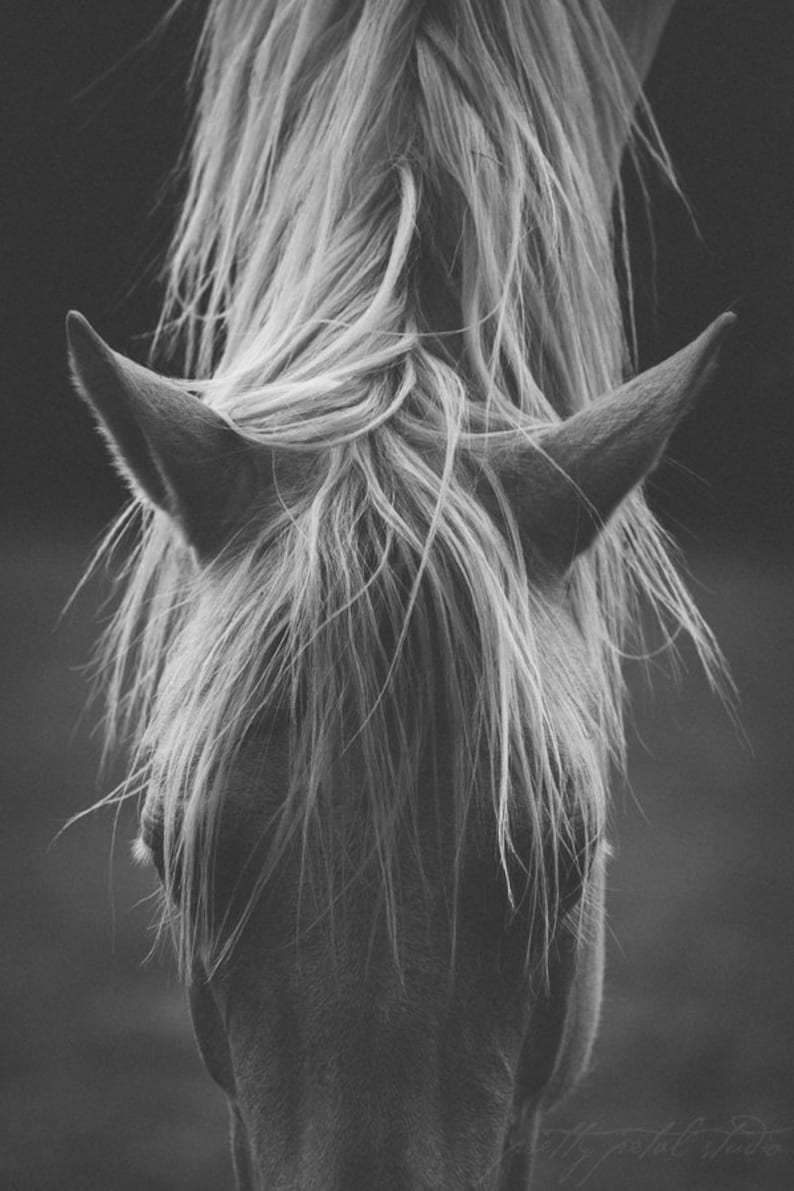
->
left=96, top=0, right=722, bottom=976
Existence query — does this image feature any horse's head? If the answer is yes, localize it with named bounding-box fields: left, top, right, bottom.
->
left=68, top=310, right=731, bottom=1188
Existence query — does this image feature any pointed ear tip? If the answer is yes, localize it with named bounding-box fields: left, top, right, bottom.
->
left=65, top=311, right=116, bottom=375
left=708, top=310, right=738, bottom=345
left=66, top=308, right=86, bottom=332
left=65, top=310, right=94, bottom=352
left=690, top=311, right=737, bottom=371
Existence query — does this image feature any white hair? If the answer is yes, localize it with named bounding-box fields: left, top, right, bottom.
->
left=90, top=0, right=725, bottom=976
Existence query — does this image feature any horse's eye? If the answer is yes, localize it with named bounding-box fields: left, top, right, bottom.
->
left=135, top=811, right=166, bottom=884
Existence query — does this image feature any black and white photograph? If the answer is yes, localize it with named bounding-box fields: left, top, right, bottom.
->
left=2, top=3, right=792, bottom=1188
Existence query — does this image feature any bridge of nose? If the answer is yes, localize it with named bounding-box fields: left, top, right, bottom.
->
left=205, top=847, right=551, bottom=1190
left=220, top=959, right=527, bottom=1190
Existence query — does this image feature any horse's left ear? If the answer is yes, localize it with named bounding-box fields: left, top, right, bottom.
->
left=497, top=313, right=736, bottom=572
left=67, top=311, right=280, bottom=559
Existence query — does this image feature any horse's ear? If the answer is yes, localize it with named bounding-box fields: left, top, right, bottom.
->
left=66, top=311, right=278, bottom=559
left=499, top=313, right=736, bottom=573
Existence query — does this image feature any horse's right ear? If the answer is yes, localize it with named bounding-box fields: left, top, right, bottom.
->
left=67, top=311, right=280, bottom=559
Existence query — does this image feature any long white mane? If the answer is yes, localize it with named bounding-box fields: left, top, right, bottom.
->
left=92, top=0, right=723, bottom=975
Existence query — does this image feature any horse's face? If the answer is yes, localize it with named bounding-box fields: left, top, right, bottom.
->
left=142, top=725, right=605, bottom=1190
left=68, top=311, right=730, bottom=1190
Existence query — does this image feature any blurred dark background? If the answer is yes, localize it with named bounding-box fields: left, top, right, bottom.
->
left=1, top=3, right=792, bottom=1189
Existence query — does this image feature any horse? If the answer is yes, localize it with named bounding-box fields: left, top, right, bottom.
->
left=67, top=2, right=733, bottom=1186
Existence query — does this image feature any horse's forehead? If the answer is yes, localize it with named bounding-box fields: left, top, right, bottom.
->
left=191, top=725, right=531, bottom=981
